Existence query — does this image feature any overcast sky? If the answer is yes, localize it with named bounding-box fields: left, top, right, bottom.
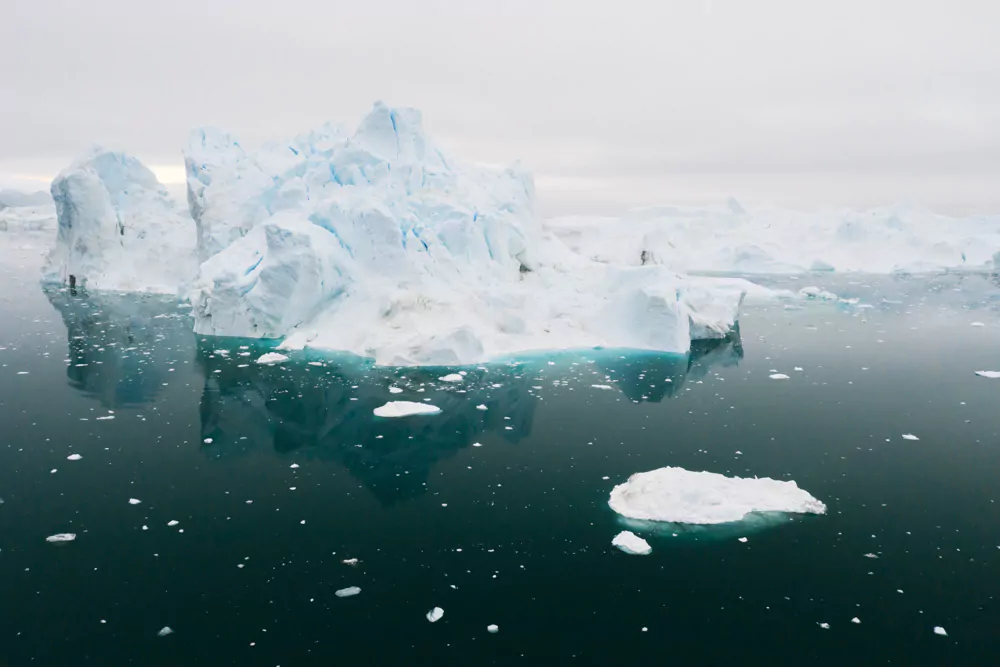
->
left=3, top=0, right=999, bottom=215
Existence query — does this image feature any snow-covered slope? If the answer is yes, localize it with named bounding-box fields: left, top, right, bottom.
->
left=44, top=149, right=197, bottom=293
left=187, top=102, right=748, bottom=365
left=548, top=201, right=1000, bottom=275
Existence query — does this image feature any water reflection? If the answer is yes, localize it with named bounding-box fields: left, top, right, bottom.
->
left=47, top=287, right=744, bottom=504
left=44, top=287, right=190, bottom=408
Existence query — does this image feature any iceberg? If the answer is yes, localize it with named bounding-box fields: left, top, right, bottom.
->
left=45, top=148, right=197, bottom=293
left=43, top=103, right=749, bottom=365
left=547, top=203, right=1000, bottom=275
left=974, top=370, right=1000, bottom=379
left=373, top=401, right=442, bottom=418
left=608, top=466, right=826, bottom=525
left=185, top=102, right=746, bottom=365
left=611, top=530, right=652, bottom=555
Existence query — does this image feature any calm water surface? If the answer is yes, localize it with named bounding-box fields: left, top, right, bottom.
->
left=1, top=237, right=1000, bottom=665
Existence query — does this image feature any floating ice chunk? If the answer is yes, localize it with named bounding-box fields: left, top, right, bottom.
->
left=609, top=466, right=827, bottom=525
left=426, top=607, right=444, bottom=623
left=819, top=622, right=830, bottom=629
left=591, top=384, right=614, bottom=390
left=167, top=520, right=179, bottom=526
left=933, top=626, right=948, bottom=636
left=476, top=404, right=488, bottom=411
left=438, top=373, right=463, bottom=382
left=157, top=626, right=174, bottom=637
left=256, top=352, right=289, bottom=365
left=342, top=558, right=359, bottom=566
left=974, top=371, right=1000, bottom=379
left=769, top=373, right=790, bottom=380
left=46, top=533, right=76, bottom=543
left=738, top=537, right=748, bottom=543
left=612, top=530, right=652, bottom=555
left=799, top=286, right=839, bottom=301
left=335, top=586, right=361, bottom=598
left=128, top=498, right=141, bottom=505
left=66, top=454, right=82, bottom=461
left=487, top=624, right=499, bottom=634
left=901, top=434, right=920, bottom=441
left=389, top=386, right=403, bottom=394
left=851, top=617, right=861, bottom=624
left=970, top=322, right=985, bottom=327
left=373, top=401, right=441, bottom=418
left=793, top=366, right=804, bottom=371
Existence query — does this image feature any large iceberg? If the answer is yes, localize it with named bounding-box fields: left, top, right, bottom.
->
left=45, top=149, right=197, bottom=293
left=42, top=103, right=752, bottom=365
left=185, top=102, right=747, bottom=365
left=608, top=466, right=827, bottom=525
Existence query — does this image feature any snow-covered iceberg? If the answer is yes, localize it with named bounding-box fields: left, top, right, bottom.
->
left=45, top=148, right=197, bottom=293
left=547, top=203, right=1000, bottom=275
left=186, top=102, right=746, bottom=365
left=608, top=466, right=827, bottom=525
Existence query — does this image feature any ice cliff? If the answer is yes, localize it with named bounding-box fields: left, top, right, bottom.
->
left=182, top=102, right=745, bottom=365
left=45, top=149, right=197, bottom=293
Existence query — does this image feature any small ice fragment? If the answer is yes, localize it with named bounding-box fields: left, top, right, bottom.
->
left=66, top=454, right=82, bottom=461
left=128, top=498, right=141, bottom=505
left=974, top=371, right=1000, bottom=379
left=612, top=531, right=652, bottom=555
left=373, top=401, right=441, bottom=418
left=487, top=624, right=499, bottom=634
left=819, top=622, right=830, bottom=629
left=389, top=386, right=403, bottom=394
left=591, top=384, right=613, bottom=390
left=256, top=352, right=289, bottom=365
left=970, top=322, right=985, bottom=327
left=46, top=533, right=76, bottom=543
left=933, top=626, right=947, bottom=636
left=335, top=586, right=361, bottom=598
left=863, top=552, right=878, bottom=559
left=157, top=626, right=174, bottom=637
left=475, top=404, right=488, bottom=411
left=472, top=442, right=482, bottom=447
left=290, top=463, right=300, bottom=469
left=439, top=373, right=463, bottom=382
left=851, top=617, right=861, bottom=624
left=203, top=438, right=213, bottom=444
left=426, top=607, right=444, bottom=623
left=167, top=520, right=179, bottom=527
left=794, top=367, right=804, bottom=371
left=769, top=373, right=790, bottom=380
left=901, top=434, right=919, bottom=441
left=342, top=558, right=359, bottom=566
left=738, top=537, right=748, bottom=543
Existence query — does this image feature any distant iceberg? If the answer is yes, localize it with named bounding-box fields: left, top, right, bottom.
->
left=609, top=466, right=826, bottom=525
left=547, top=202, right=1000, bottom=275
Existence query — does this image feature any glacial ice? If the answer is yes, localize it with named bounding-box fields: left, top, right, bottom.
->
left=548, top=202, right=1000, bottom=275
left=44, top=148, right=197, bottom=293
left=46, top=533, right=77, bottom=543
left=608, top=467, right=827, bottom=525
left=373, top=401, right=442, bottom=418
left=46, top=103, right=1000, bottom=367
left=975, top=371, right=1000, bottom=379
left=612, top=530, right=652, bottom=555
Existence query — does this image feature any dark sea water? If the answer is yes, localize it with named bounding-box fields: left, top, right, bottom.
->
left=2, top=238, right=1000, bottom=665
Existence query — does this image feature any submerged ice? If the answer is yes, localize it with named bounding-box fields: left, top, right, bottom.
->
left=608, top=466, right=827, bottom=525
